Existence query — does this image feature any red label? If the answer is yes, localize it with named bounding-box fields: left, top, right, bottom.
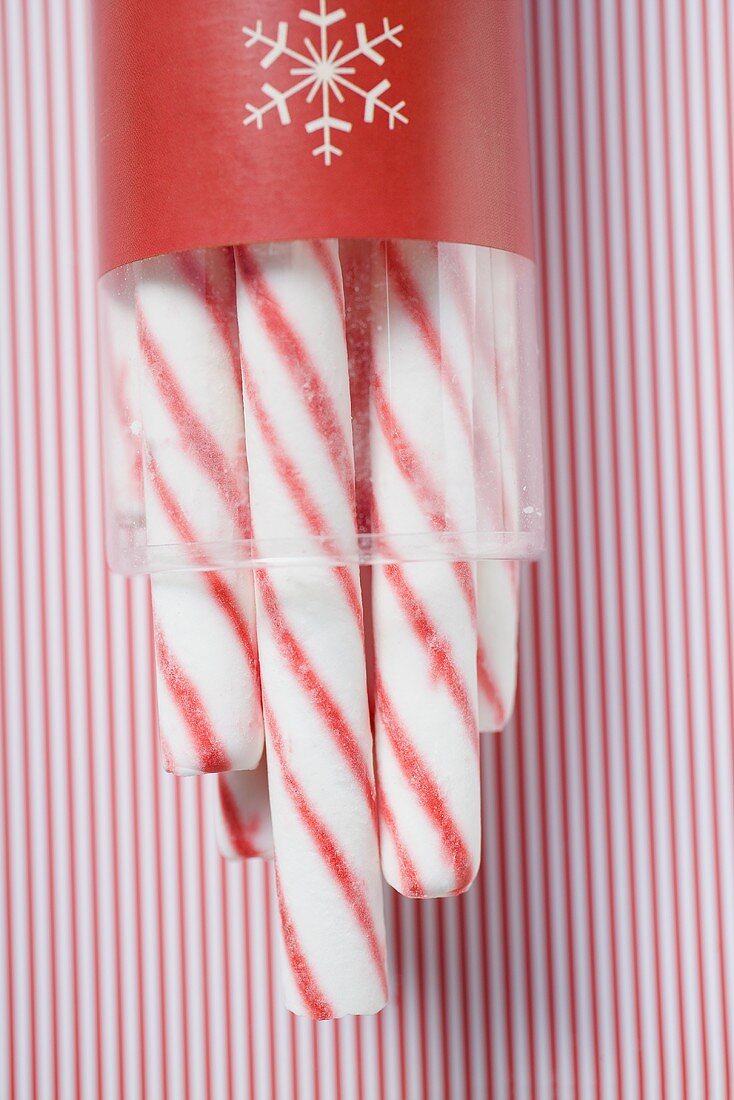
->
left=93, top=0, right=534, bottom=275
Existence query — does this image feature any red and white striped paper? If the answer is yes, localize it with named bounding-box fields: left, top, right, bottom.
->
left=1, top=1, right=733, bottom=1096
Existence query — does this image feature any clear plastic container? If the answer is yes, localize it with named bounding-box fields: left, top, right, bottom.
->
left=99, top=238, right=543, bottom=574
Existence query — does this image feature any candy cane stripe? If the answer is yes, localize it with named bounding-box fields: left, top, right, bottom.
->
left=256, top=571, right=376, bottom=824
left=375, top=677, right=474, bottom=894
left=241, top=359, right=363, bottom=625
left=382, top=563, right=477, bottom=752
left=154, top=628, right=230, bottom=772
left=275, top=874, right=334, bottom=1021
left=266, top=701, right=387, bottom=989
left=236, top=240, right=386, bottom=1016
left=138, top=309, right=246, bottom=532
left=149, top=457, right=260, bottom=682
left=236, top=244, right=355, bottom=505
left=176, top=250, right=242, bottom=392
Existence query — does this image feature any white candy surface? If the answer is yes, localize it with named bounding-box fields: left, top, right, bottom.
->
left=216, top=762, right=274, bottom=860
left=369, top=240, right=481, bottom=899
left=236, top=240, right=387, bottom=1018
left=477, top=560, right=520, bottom=732
left=135, top=248, right=264, bottom=774
left=475, top=249, right=522, bottom=732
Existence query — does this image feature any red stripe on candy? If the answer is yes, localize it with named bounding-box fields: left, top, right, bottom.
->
left=176, top=249, right=243, bottom=394
left=149, top=458, right=260, bottom=685
left=137, top=308, right=248, bottom=536
left=242, top=359, right=363, bottom=627
left=154, top=627, right=231, bottom=772
left=236, top=244, right=355, bottom=508
left=383, top=241, right=472, bottom=441
left=310, top=239, right=345, bottom=319
left=381, top=563, right=478, bottom=753
left=256, top=571, right=377, bottom=826
left=275, top=871, right=333, bottom=1021
left=217, top=777, right=263, bottom=859
left=476, top=645, right=505, bottom=732
left=371, top=376, right=476, bottom=615
left=375, top=676, right=475, bottom=893
left=378, top=797, right=424, bottom=899
left=266, top=701, right=387, bottom=993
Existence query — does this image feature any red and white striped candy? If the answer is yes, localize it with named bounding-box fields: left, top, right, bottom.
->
left=216, top=761, right=274, bottom=860
left=135, top=248, right=264, bottom=775
left=477, top=559, right=520, bottom=731
left=235, top=240, right=387, bottom=1018
left=368, top=240, right=481, bottom=899
left=474, top=248, right=522, bottom=732
left=429, top=242, right=521, bottom=734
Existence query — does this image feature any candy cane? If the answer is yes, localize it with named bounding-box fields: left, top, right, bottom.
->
left=235, top=240, right=387, bottom=1018
left=135, top=247, right=264, bottom=775
left=216, top=761, right=274, bottom=860
left=368, top=239, right=481, bottom=899
left=430, top=242, right=522, bottom=733
left=474, top=248, right=522, bottom=732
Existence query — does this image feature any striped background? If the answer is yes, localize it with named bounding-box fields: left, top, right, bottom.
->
left=1, top=0, right=733, bottom=1096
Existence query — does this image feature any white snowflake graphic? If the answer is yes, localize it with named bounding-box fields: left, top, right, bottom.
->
left=242, top=1, right=408, bottom=165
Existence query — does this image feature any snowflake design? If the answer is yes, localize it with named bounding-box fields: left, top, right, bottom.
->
left=242, top=1, right=408, bottom=165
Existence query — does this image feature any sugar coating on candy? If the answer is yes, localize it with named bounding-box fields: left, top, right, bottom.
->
left=216, top=762, right=274, bottom=860
left=136, top=248, right=264, bottom=775
left=475, top=249, right=522, bottom=732
left=477, top=561, right=520, bottom=732
left=235, top=239, right=387, bottom=1018
left=368, top=239, right=481, bottom=899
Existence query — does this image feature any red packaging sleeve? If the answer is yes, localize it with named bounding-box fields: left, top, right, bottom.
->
left=93, top=0, right=534, bottom=275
